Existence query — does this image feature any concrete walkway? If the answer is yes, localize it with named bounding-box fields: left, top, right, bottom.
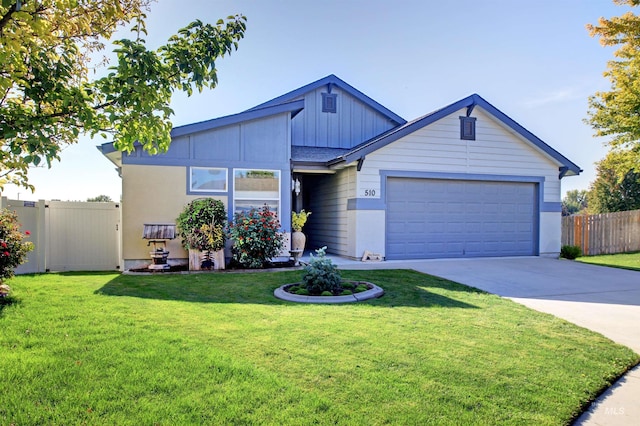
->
left=320, top=255, right=640, bottom=426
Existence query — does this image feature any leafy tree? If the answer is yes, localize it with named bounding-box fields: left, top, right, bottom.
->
left=0, top=0, right=246, bottom=191
left=562, top=189, right=588, bottom=216
left=587, top=150, right=640, bottom=213
left=87, top=195, right=113, bottom=202
left=586, top=0, right=640, bottom=170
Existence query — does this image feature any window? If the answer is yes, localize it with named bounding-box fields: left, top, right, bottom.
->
left=322, top=92, right=337, bottom=113
left=460, top=116, right=477, bottom=140
left=190, top=167, right=227, bottom=192
left=233, top=169, right=281, bottom=216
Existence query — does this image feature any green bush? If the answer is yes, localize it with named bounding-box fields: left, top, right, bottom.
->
left=295, top=288, right=310, bottom=296
left=354, top=284, right=369, bottom=293
left=228, top=205, right=285, bottom=269
left=0, top=209, right=34, bottom=285
left=340, top=289, right=353, bottom=296
left=301, top=247, right=342, bottom=295
left=176, top=198, right=227, bottom=251
left=560, top=245, right=582, bottom=260
left=321, top=291, right=333, bottom=296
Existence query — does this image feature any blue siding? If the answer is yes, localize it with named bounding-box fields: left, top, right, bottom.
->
left=291, top=86, right=396, bottom=149
left=192, top=126, right=240, bottom=161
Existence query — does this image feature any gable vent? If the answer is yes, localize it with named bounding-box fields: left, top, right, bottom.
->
left=322, top=92, right=337, bottom=113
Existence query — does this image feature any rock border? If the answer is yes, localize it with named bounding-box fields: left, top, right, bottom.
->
left=274, top=282, right=384, bottom=304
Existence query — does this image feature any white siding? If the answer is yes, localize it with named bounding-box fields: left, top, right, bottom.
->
left=359, top=108, right=562, bottom=203
left=306, top=168, right=356, bottom=256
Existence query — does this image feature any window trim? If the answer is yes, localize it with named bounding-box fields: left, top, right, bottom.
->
left=232, top=168, right=281, bottom=217
left=189, top=167, right=228, bottom=193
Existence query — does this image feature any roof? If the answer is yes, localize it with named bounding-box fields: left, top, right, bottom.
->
left=247, top=74, right=406, bottom=126
left=327, top=93, right=582, bottom=177
left=97, top=99, right=305, bottom=167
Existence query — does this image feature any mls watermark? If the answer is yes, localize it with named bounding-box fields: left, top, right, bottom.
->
left=590, top=401, right=626, bottom=416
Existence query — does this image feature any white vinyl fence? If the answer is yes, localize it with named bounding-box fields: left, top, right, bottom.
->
left=1, top=197, right=122, bottom=273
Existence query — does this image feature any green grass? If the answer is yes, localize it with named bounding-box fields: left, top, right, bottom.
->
left=1, top=270, right=638, bottom=425
left=577, top=251, right=640, bottom=271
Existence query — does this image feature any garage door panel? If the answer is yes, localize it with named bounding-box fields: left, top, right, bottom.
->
left=387, top=178, right=536, bottom=259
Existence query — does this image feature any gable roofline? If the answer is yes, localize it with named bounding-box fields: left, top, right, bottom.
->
left=333, top=93, right=581, bottom=177
left=246, top=74, right=407, bottom=126
left=170, top=99, right=304, bottom=138
left=97, top=99, right=305, bottom=167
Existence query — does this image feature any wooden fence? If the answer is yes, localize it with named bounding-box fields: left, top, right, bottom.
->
left=561, top=209, right=640, bottom=255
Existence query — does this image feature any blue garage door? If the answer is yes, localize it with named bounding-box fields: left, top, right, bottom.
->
left=386, top=178, right=537, bottom=259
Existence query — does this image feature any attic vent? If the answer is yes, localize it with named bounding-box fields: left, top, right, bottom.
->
left=322, top=92, right=337, bottom=113
left=460, top=116, right=476, bottom=140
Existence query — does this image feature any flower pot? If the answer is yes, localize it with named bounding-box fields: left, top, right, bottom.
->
left=291, top=231, right=306, bottom=252
left=188, top=249, right=202, bottom=271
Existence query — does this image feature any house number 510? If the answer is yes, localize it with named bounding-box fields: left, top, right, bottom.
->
left=363, top=189, right=376, bottom=197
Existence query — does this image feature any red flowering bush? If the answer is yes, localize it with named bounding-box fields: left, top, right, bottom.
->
left=0, top=209, right=34, bottom=294
left=228, top=205, right=284, bottom=269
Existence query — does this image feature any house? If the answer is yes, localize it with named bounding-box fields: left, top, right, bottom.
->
left=98, top=74, right=581, bottom=270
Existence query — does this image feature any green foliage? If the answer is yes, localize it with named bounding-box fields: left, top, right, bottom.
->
left=562, top=189, right=588, bottom=216
left=301, top=246, right=342, bottom=295
left=586, top=1, right=640, bottom=165
left=86, top=195, right=113, bottom=202
left=320, top=291, right=333, bottom=296
left=176, top=198, right=227, bottom=251
left=587, top=150, right=640, bottom=213
left=228, top=205, right=285, bottom=269
left=1, top=271, right=638, bottom=424
left=560, top=245, right=583, bottom=260
left=291, top=209, right=311, bottom=232
left=354, top=284, right=369, bottom=293
left=339, top=289, right=353, bottom=296
left=0, top=209, right=34, bottom=281
left=294, top=288, right=310, bottom=296
left=0, top=0, right=246, bottom=190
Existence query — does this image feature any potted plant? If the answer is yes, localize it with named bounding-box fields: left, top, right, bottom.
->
left=291, top=209, right=311, bottom=255
left=176, top=198, right=227, bottom=270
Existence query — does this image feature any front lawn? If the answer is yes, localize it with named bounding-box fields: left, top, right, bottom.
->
left=1, top=270, right=638, bottom=425
left=577, top=251, right=640, bottom=271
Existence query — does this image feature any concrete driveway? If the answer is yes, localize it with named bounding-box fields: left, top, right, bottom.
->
left=336, top=256, right=640, bottom=425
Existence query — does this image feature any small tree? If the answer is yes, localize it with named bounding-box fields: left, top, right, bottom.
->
left=587, top=150, right=640, bottom=213
left=228, top=205, right=284, bottom=269
left=0, top=209, right=34, bottom=297
left=562, top=189, right=588, bottom=216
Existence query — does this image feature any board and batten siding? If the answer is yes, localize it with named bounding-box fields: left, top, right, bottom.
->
left=359, top=108, right=561, bottom=202
left=291, top=86, right=396, bottom=149
left=306, top=168, right=356, bottom=256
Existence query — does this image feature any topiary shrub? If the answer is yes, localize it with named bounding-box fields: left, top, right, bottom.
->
left=228, top=205, right=285, bottom=269
left=301, top=246, right=342, bottom=295
left=560, top=245, right=582, bottom=260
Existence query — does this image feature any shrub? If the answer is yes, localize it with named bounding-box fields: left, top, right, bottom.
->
left=295, top=288, right=310, bottom=296
left=291, top=209, right=311, bottom=232
left=321, top=291, right=333, bottom=296
left=176, top=198, right=227, bottom=251
left=301, top=246, right=342, bottom=295
left=228, top=205, right=285, bottom=268
left=354, top=284, right=369, bottom=293
left=340, top=289, right=353, bottom=296
left=0, top=209, right=34, bottom=285
left=560, top=245, right=582, bottom=260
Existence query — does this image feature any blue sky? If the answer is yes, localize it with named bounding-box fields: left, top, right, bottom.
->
left=2, top=0, right=631, bottom=201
